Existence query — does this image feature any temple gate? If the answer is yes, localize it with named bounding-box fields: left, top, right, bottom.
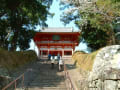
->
left=34, top=27, right=80, bottom=59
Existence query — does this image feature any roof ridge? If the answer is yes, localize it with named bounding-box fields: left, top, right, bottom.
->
left=40, top=27, right=74, bottom=32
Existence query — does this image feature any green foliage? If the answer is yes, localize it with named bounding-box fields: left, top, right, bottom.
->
left=79, top=21, right=108, bottom=50
left=60, top=0, right=120, bottom=50
left=0, top=20, right=9, bottom=49
left=0, top=0, right=53, bottom=51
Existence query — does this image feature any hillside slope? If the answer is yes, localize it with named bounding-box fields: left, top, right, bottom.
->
left=72, top=51, right=98, bottom=71
left=0, top=48, right=37, bottom=72
left=0, top=48, right=37, bottom=89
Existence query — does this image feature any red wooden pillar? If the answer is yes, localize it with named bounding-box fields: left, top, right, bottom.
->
left=48, top=40, right=49, bottom=55
left=62, top=39, right=64, bottom=57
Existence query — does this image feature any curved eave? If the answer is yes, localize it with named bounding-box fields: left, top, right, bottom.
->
left=33, top=32, right=80, bottom=41
left=36, top=43, right=79, bottom=47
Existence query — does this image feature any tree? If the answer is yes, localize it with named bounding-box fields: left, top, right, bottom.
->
left=0, top=0, right=53, bottom=51
left=60, top=0, right=120, bottom=50
left=79, top=20, right=108, bottom=50
left=0, top=19, right=9, bottom=49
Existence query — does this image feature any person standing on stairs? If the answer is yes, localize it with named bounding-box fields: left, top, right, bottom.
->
left=51, top=54, right=55, bottom=69
left=57, top=53, right=60, bottom=64
left=59, top=57, right=64, bottom=71
left=48, top=53, right=51, bottom=61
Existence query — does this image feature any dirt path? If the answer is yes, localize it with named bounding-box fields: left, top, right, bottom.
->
left=65, top=59, right=83, bottom=90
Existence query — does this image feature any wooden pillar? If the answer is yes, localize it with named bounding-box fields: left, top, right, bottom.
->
left=62, top=39, right=64, bottom=57
left=38, top=48, right=40, bottom=59
left=48, top=40, right=50, bottom=55
left=48, top=48, right=49, bottom=55
left=41, top=50, right=43, bottom=59
left=72, top=49, right=73, bottom=55
left=62, top=48, right=64, bottom=57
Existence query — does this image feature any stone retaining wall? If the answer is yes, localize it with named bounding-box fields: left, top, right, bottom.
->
left=88, top=68, right=120, bottom=90
left=73, top=45, right=120, bottom=90
left=87, top=45, right=120, bottom=90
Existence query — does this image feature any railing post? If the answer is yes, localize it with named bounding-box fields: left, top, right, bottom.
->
left=2, top=73, right=25, bottom=90
left=22, top=74, right=24, bottom=89
left=15, top=81, right=16, bottom=90
left=64, top=63, right=75, bottom=90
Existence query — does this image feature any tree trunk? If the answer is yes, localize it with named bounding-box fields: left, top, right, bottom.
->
left=107, top=29, right=116, bottom=45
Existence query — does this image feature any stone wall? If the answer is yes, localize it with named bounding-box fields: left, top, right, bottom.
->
left=73, top=45, right=120, bottom=90
left=87, top=45, right=120, bottom=90
left=88, top=68, right=120, bottom=90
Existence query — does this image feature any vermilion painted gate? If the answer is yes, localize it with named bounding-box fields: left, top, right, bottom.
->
left=34, top=27, right=80, bottom=59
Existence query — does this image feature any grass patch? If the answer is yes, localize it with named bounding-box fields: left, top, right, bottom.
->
left=0, top=49, right=37, bottom=71
left=72, top=50, right=99, bottom=71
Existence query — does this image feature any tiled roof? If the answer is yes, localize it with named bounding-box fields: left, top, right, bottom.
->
left=40, top=27, right=74, bottom=32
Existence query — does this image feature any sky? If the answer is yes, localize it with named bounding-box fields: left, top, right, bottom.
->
left=29, top=0, right=88, bottom=54
left=46, top=0, right=78, bottom=30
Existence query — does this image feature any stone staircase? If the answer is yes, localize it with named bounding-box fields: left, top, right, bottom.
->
left=22, top=60, right=67, bottom=90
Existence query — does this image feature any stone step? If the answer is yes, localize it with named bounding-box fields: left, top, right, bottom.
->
left=35, top=77, right=64, bottom=80
left=29, top=82, right=66, bottom=86
left=36, top=74, right=64, bottom=76
left=30, top=81, right=64, bottom=83
left=16, top=87, right=67, bottom=90
left=33, top=79, right=64, bottom=81
left=31, top=81, right=65, bottom=83
left=43, top=75, right=64, bottom=77
left=28, top=88, right=67, bottom=89
left=33, top=76, right=64, bottom=79
left=34, top=76, right=64, bottom=78
left=27, top=87, right=67, bottom=90
left=35, top=76, right=64, bottom=78
left=21, top=61, right=67, bottom=90
left=30, top=81, right=65, bottom=84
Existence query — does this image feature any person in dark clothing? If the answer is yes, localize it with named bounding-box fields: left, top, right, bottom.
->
left=57, top=53, right=60, bottom=61
left=48, top=54, right=51, bottom=61
left=57, top=53, right=61, bottom=70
